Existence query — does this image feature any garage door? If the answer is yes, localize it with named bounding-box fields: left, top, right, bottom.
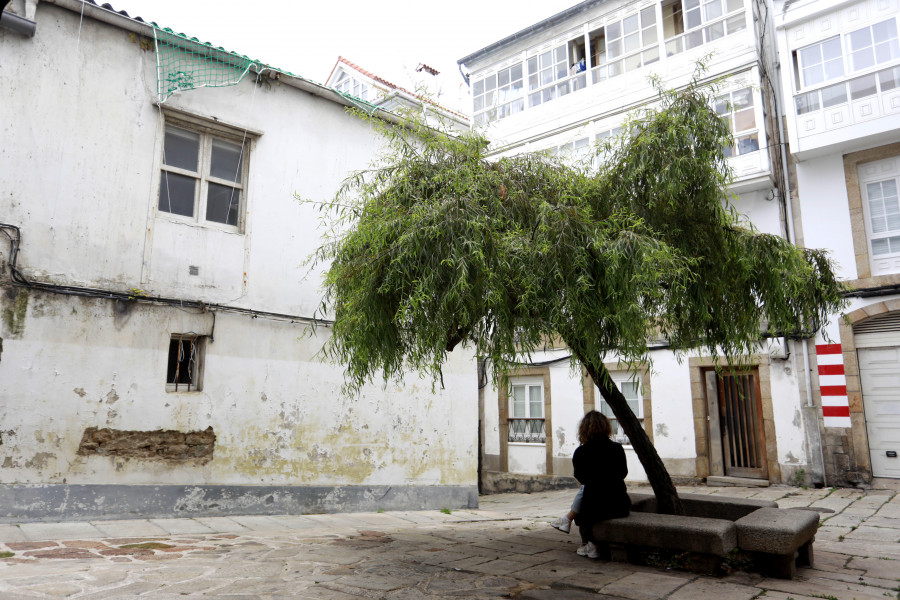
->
left=858, top=345, right=900, bottom=478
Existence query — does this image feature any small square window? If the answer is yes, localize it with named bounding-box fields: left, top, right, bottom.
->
left=158, top=121, right=249, bottom=230
left=166, top=334, right=204, bottom=392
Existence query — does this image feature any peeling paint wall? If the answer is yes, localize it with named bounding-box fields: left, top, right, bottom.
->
left=0, top=3, right=477, bottom=516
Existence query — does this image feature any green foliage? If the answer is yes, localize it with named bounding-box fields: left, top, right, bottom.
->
left=308, top=71, right=846, bottom=393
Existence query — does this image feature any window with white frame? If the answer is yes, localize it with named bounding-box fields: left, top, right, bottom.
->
left=848, top=19, right=900, bottom=73
left=527, top=39, right=584, bottom=109
left=166, top=334, right=204, bottom=392
left=597, top=6, right=659, bottom=81
left=662, top=0, right=746, bottom=57
left=796, top=36, right=845, bottom=89
left=473, top=62, right=524, bottom=126
left=159, top=124, right=248, bottom=229
left=595, top=126, right=624, bottom=164
left=550, top=137, right=592, bottom=165
left=508, top=377, right=545, bottom=443
left=794, top=66, right=900, bottom=118
left=714, top=88, right=759, bottom=157
left=596, top=373, right=643, bottom=445
left=792, top=18, right=900, bottom=117
left=861, top=158, right=900, bottom=260
left=333, top=71, right=369, bottom=101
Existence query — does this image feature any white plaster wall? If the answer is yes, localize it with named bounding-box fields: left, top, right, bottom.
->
left=0, top=295, right=477, bottom=486
left=768, top=345, right=810, bottom=469
left=734, top=190, right=783, bottom=236
left=0, top=4, right=477, bottom=489
left=796, top=154, right=857, bottom=280
left=508, top=444, right=546, bottom=475
left=646, top=350, right=697, bottom=460
left=549, top=361, right=583, bottom=460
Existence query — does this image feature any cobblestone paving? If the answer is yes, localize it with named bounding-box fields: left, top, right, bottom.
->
left=0, top=483, right=897, bottom=599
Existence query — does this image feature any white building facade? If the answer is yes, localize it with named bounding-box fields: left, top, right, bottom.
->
left=459, top=0, right=899, bottom=490
left=774, top=0, right=900, bottom=485
left=0, top=0, right=478, bottom=521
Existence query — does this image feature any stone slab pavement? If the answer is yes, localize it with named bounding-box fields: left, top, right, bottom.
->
left=0, top=482, right=897, bottom=599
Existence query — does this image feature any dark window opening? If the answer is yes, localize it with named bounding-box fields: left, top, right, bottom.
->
left=167, top=335, right=202, bottom=392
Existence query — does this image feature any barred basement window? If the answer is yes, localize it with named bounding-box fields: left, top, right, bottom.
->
left=166, top=334, right=204, bottom=392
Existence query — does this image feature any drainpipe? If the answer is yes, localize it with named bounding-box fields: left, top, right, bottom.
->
left=766, top=7, right=827, bottom=487
left=0, top=9, right=36, bottom=36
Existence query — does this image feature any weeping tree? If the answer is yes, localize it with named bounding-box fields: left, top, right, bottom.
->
left=308, top=75, right=846, bottom=515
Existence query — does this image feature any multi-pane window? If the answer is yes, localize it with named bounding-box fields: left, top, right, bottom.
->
left=793, top=18, right=900, bottom=116
left=715, top=88, right=758, bottom=157
left=508, top=379, right=545, bottom=443
left=865, top=178, right=900, bottom=256
left=333, top=72, right=369, bottom=101
left=795, top=64, right=900, bottom=115
left=597, top=375, right=643, bottom=445
left=797, top=37, right=845, bottom=88
left=167, top=334, right=204, bottom=392
left=528, top=46, right=573, bottom=108
left=663, top=0, right=746, bottom=56
left=473, top=63, right=524, bottom=125
left=594, top=7, right=659, bottom=82
left=848, top=19, right=900, bottom=73
left=550, top=137, right=591, bottom=164
left=159, top=125, right=247, bottom=229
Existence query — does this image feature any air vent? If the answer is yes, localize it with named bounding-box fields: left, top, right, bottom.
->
left=853, top=310, right=900, bottom=335
left=188, top=266, right=200, bottom=276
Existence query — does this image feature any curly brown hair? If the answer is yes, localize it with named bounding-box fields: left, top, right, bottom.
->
left=578, top=410, right=612, bottom=444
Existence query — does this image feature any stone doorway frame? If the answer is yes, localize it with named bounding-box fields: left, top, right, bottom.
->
left=689, top=355, right=781, bottom=483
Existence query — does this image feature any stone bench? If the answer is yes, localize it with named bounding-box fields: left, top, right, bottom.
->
left=735, top=507, right=819, bottom=579
left=629, top=491, right=778, bottom=520
left=593, top=511, right=737, bottom=572
left=588, top=493, right=815, bottom=578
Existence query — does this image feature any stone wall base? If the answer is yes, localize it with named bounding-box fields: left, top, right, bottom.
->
left=480, top=470, right=580, bottom=495
left=0, top=484, right=479, bottom=523
left=822, top=427, right=872, bottom=488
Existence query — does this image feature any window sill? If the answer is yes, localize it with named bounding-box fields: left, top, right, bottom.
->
left=155, top=213, right=244, bottom=236
left=508, top=441, right=546, bottom=446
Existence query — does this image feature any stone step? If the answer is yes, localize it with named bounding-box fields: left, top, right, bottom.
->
left=707, top=476, right=770, bottom=487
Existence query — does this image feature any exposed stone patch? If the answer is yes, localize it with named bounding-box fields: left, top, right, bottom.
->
left=76, top=426, right=215, bottom=462
left=1, top=288, right=27, bottom=338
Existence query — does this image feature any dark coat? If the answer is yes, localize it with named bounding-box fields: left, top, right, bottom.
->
left=572, top=437, right=630, bottom=527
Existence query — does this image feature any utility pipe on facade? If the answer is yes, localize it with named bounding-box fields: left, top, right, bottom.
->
left=764, top=2, right=827, bottom=487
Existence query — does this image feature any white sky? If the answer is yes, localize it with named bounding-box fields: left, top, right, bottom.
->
left=113, top=0, right=580, bottom=112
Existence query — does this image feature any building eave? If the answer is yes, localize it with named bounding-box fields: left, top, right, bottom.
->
left=457, top=0, right=608, bottom=68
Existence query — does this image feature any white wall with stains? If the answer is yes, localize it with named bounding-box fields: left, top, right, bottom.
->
left=0, top=2, right=477, bottom=518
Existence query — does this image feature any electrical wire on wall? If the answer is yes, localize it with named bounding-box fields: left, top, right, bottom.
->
left=0, top=223, right=333, bottom=329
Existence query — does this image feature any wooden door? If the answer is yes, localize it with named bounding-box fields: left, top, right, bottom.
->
left=706, top=369, right=768, bottom=479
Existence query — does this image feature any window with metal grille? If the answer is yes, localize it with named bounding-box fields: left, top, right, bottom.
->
left=166, top=334, right=204, bottom=392
left=596, top=373, right=643, bottom=445
left=508, top=379, right=545, bottom=443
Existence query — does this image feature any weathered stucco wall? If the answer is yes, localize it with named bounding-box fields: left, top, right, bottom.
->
left=0, top=3, right=477, bottom=520
left=0, top=293, right=475, bottom=488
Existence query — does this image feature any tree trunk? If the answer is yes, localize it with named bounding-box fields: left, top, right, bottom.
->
left=566, top=344, right=684, bottom=515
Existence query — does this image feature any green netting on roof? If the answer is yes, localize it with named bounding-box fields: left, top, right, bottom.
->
left=152, top=25, right=295, bottom=102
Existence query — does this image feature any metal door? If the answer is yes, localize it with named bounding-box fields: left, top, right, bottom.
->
left=858, top=346, right=900, bottom=478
